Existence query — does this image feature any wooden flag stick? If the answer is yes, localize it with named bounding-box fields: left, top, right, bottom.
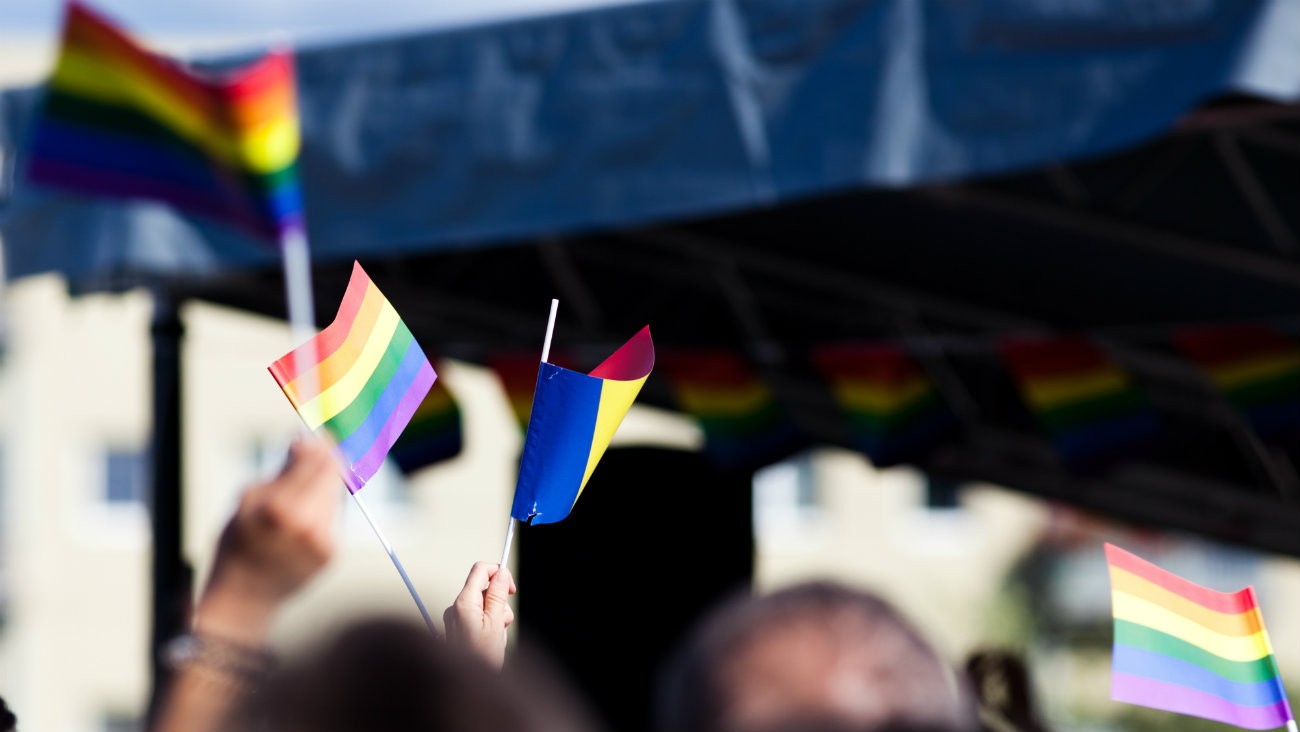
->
left=499, top=298, right=559, bottom=567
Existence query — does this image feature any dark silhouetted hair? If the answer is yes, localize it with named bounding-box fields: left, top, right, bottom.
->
left=657, top=582, right=977, bottom=732
left=242, top=617, right=599, bottom=732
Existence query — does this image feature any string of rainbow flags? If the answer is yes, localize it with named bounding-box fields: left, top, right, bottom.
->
left=21, top=5, right=1300, bottom=729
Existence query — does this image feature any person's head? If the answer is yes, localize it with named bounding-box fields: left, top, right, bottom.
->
left=245, top=617, right=598, bottom=732
left=0, top=696, right=15, bottom=732
left=657, top=582, right=977, bottom=732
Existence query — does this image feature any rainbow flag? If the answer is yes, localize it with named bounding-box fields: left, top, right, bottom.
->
left=1105, top=543, right=1294, bottom=730
left=1000, top=336, right=1158, bottom=464
left=812, top=343, right=956, bottom=466
left=269, top=262, right=435, bottom=492
left=27, top=2, right=302, bottom=241
left=510, top=327, right=654, bottom=525
left=388, top=372, right=463, bottom=474
left=660, top=350, right=803, bottom=470
left=1176, top=325, right=1300, bottom=439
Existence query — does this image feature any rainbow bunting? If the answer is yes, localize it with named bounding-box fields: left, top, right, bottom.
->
left=490, top=352, right=575, bottom=432
left=510, top=327, right=654, bottom=525
left=660, top=350, right=803, bottom=470
left=27, top=1, right=303, bottom=241
left=812, top=343, right=956, bottom=466
left=388, top=372, right=463, bottom=474
left=1105, top=543, right=1294, bottom=730
left=1176, top=325, right=1300, bottom=439
left=1001, top=336, right=1158, bottom=464
left=269, top=262, right=435, bottom=492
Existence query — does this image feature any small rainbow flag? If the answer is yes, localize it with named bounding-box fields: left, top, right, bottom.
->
left=1105, top=543, right=1294, bottom=730
left=510, top=327, right=654, bottom=525
left=1176, top=325, right=1300, bottom=439
left=269, top=262, right=435, bottom=492
left=812, top=343, right=956, bottom=466
left=660, top=350, right=803, bottom=470
left=1000, top=336, right=1158, bottom=464
left=388, top=372, right=463, bottom=474
left=27, top=1, right=303, bottom=241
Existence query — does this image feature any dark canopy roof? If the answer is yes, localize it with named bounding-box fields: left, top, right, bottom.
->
left=3, top=0, right=1300, bottom=552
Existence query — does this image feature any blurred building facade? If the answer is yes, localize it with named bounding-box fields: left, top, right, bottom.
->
left=0, top=273, right=1059, bottom=732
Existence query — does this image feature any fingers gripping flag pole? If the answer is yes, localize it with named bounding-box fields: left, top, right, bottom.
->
left=270, top=261, right=437, bottom=634
left=1105, top=543, right=1297, bottom=731
left=500, top=299, right=559, bottom=566
left=499, top=308, right=655, bottom=567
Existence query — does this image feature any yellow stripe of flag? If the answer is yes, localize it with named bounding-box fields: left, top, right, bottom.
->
left=1024, top=368, right=1126, bottom=409
left=1208, top=352, right=1300, bottom=391
left=297, top=304, right=400, bottom=429
left=54, top=47, right=299, bottom=173
left=833, top=376, right=931, bottom=414
left=1112, top=591, right=1273, bottom=661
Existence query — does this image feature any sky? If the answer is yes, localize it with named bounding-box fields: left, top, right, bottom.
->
left=0, top=0, right=642, bottom=45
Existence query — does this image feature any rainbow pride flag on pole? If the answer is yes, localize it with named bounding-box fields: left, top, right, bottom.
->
left=510, top=327, right=654, bottom=525
left=1106, top=543, right=1295, bottom=731
left=812, top=343, right=956, bottom=467
left=1176, top=325, right=1300, bottom=440
left=27, top=1, right=303, bottom=241
left=1001, top=337, right=1158, bottom=465
left=660, top=350, right=803, bottom=470
left=389, top=372, right=463, bottom=474
left=269, top=262, right=435, bottom=492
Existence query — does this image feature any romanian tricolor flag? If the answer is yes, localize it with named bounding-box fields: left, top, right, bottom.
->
left=812, top=343, right=956, bottom=467
left=27, top=2, right=303, bottom=241
left=1001, top=336, right=1158, bottom=464
left=1176, top=325, right=1300, bottom=440
left=510, top=327, right=654, bottom=525
left=660, top=350, right=803, bottom=470
left=1106, top=543, right=1295, bottom=730
left=269, top=262, right=435, bottom=492
left=388, top=373, right=463, bottom=474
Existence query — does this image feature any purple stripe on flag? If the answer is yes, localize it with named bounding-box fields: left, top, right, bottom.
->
left=1113, top=672, right=1293, bottom=730
left=349, top=361, right=437, bottom=487
left=29, top=157, right=276, bottom=237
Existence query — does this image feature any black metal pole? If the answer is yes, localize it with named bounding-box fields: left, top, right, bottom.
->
left=146, top=288, right=192, bottom=725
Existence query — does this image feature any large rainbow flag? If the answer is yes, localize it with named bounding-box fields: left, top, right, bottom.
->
left=1001, top=336, right=1158, bottom=465
left=510, top=328, right=654, bottom=525
left=27, top=1, right=303, bottom=241
left=269, top=262, right=435, bottom=492
left=388, top=373, right=463, bottom=474
left=1105, top=543, right=1294, bottom=730
left=660, top=350, right=803, bottom=470
left=812, top=343, right=956, bottom=466
left=1176, top=325, right=1300, bottom=440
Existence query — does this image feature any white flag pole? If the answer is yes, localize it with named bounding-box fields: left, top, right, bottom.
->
left=498, top=298, right=559, bottom=567
left=351, top=490, right=437, bottom=635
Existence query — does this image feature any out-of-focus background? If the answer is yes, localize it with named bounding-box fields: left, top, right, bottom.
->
left=1, top=2, right=1300, bottom=732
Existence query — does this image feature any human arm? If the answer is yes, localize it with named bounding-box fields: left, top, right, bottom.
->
left=151, top=437, right=341, bottom=732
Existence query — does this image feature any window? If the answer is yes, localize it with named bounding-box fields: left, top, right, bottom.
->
left=753, top=452, right=821, bottom=541
left=924, top=476, right=962, bottom=510
left=101, top=712, right=141, bottom=732
left=104, top=448, right=148, bottom=505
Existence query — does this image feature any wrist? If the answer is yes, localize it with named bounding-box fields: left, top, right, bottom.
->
left=195, top=570, right=281, bottom=646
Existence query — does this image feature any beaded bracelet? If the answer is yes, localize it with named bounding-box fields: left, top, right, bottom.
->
left=161, top=632, right=275, bottom=685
